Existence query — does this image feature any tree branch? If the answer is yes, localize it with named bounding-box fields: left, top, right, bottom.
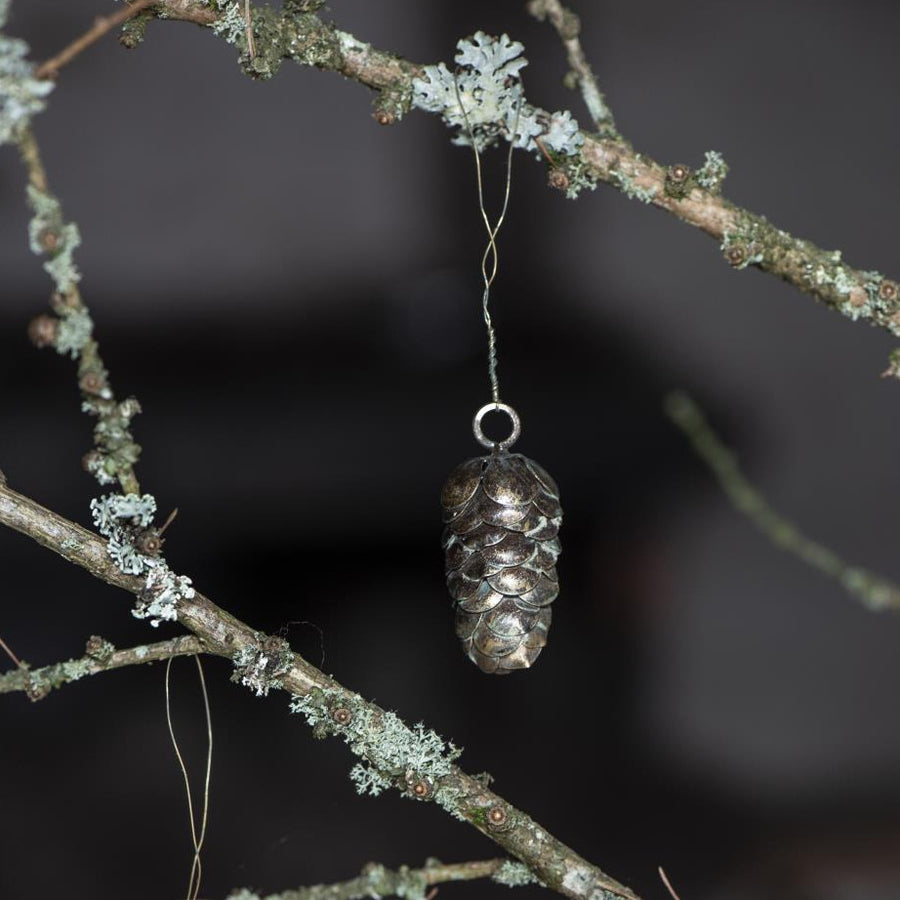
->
left=665, top=390, right=900, bottom=612
left=0, top=479, right=639, bottom=900
left=6, top=7, right=893, bottom=899
left=525, top=0, right=615, bottom=133
left=0, top=633, right=26, bottom=669
left=5, top=26, right=636, bottom=899
left=221, top=858, right=532, bottom=900
left=17, top=127, right=144, bottom=494
left=113, top=0, right=900, bottom=356
left=24, top=2, right=900, bottom=351
left=34, top=0, right=158, bottom=80
left=0, top=634, right=203, bottom=700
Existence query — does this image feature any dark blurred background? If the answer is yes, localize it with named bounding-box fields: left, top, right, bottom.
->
left=2, top=2, right=900, bottom=898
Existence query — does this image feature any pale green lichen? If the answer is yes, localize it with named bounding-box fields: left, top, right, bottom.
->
left=83, top=397, right=142, bottom=484
left=26, top=185, right=82, bottom=295
left=609, top=168, right=657, bottom=204
left=368, top=864, right=427, bottom=900
left=859, top=271, right=900, bottom=323
left=806, top=262, right=877, bottom=322
left=290, top=689, right=461, bottom=798
left=431, top=783, right=469, bottom=822
left=721, top=219, right=766, bottom=270
left=226, top=863, right=437, bottom=900
left=349, top=762, right=392, bottom=797
left=209, top=0, right=246, bottom=45
left=83, top=449, right=116, bottom=485
left=43, top=225, right=82, bottom=293
left=282, top=13, right=341, bottom=70
left=84, top=635, right=115, bottom=662
left=561, top=158, right=599, bottom=200
left=412, top=32, right=582, bottom=157
left=91, top=491, right=155, bottom=537
left=57, top=657, right=93, bottom=682
left=55, top=307, right=93, bottom=359
left=23, top=657, right=92, bottom=698
left=695, top=150, right=728, bottom=192
left=89, top=492, right=194, bottom=623
left=492, top=861, right=538, bottom=888
left=135, top=564, right=195, bottom=626
left=0, top=2, right=53, bottom=145
left=561, top=864, right=621, bottom=900
left=231, top=637, right=293, bottom=697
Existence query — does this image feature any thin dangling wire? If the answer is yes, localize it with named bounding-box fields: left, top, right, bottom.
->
left=454, top=76, right=523, bottom=404
left=165, top=655, right=213, bottom=900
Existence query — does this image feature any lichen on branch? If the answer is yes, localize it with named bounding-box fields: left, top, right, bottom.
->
left=0, top=1, right=53, bottom=145
left=90, top=491, right=196, bottom=624
left=412, top=31, right=582, bottom=157
left=291, top=687, right=462, bottom=799
left=124, top=0, right=900, bottom=361
left=227, top=857, right=531, bottom=900
left=0, top=479, right=641, bottom=900
left=665, top=390, right=900, bottom=612
left=0, top=634, right=203, bottom=701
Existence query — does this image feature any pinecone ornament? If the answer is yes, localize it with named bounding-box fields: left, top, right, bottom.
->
left=441, top=437, right=562, bottom=674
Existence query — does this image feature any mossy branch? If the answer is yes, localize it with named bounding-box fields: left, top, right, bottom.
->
left=17, top=128, right=143, bottom=494
left=0, top=479, right=639, bottom=900
left=222, top=858, right=534, bottom=900
left=0, top=633, right=203, bottom=700
left=525, top=0, right=615, bottom=133
left=101, top=0, right=900, bottom=357
left=665, top=390, right=900, bottom=612
left=29, top=1, right=900, bottom=351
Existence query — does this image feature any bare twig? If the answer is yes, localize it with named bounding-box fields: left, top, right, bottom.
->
left=658, top=867, right=682, bottom=900
left=526, top=0, right=615, bottom=132
left=215, top=858, right=519, bottom=900
left=0, top=634, right=25, bottom=670
left=658, top=866, right=681, bottom=900
left=15, top=126, right=48, bottom=194
left=665, top=390, right=900, bottom=612
left=0, top=481, right=639, bottom=900
left=34, top=0, right=158, bottom=80
left=0, top=634, right=203, bottom=700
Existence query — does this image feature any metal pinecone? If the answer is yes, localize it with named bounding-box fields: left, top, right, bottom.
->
left=441, top=449, right=562, bottom=673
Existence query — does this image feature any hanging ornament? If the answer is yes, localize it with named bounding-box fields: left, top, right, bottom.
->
left=441, top=72, right=563, bottom=673
left=442, top=403, right=562, bottom=673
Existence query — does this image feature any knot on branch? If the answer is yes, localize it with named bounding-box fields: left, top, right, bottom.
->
left=84, top=635, right=115, bottom=663
left=664, top=163, right=692, bottom=199
left=27, top=314, right=58, bottom=349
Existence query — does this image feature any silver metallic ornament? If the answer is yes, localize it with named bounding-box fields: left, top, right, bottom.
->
left=441, top=403, right=562, bottom=673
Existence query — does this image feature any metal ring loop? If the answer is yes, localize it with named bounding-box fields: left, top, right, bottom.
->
left=473, top=402, right=521, bottom=451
